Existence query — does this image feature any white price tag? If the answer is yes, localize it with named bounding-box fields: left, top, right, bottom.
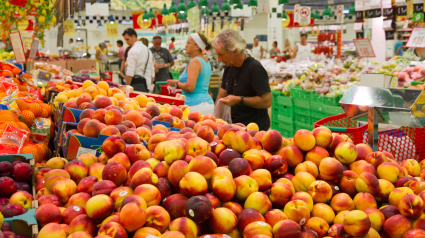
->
left=353, top=22, right=363, bottom=31
left=353, top=38, right=376, bottom=58
left=9, top=31, right=26, bottom=63
left=356, top=0, right=364, bottom=11
left=382, top=0, right=392, bottom=8
left=383, top=20, right=392, bottom=30
left=29, top=39, right=39, bottom=59
left=406, top=28, right=425, bottom=48
left=76, top=147, right=97, bottom=159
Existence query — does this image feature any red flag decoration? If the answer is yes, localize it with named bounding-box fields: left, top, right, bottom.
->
left=133, top=12, right=177, bottom=29
left=282, top=12, right=315, bottom=28
left=14, top=14, right=35, bottom=31
left=10, top=0, right=27, bottom=7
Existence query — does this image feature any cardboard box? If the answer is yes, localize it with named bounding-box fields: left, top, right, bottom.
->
left=47, top=60, right=67, bottom=70
left=4, top=207, right=38, bottom=238
left=67, top=60, right=97, bottom=73
left=65, top=133, right=109, bottom=160
left=55, top=121, right=77, bottom=158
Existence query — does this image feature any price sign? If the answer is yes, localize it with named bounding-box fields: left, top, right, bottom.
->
left=294, top=4, right=300, bottom=23
left=337, top=5, right=344, bottom=23
left=9, top=31, right=26, bottom=63
left=23, top=38, right=32, bottom=51
left=406, top=27, right=425, bottom=48
left=353, top=38, right=376, bottom=58
left=63, top=20, right=75, bottom=36
left=106, top=22, right=118, bottom=37
left=29, top=38, right=39, bottom=59
left=299, top=6, right=311, bottom=24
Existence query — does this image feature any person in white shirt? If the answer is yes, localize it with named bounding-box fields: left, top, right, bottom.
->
left=122, top=28, right=154, bottom=92
left=251, top=37, right=263, bottom=60
left=293, top=33, right=311, bottom=61
left=69, top=38, right=77, bottom=57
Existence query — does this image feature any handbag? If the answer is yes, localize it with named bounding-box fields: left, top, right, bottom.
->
left=131, top=51, right=150, bottom=93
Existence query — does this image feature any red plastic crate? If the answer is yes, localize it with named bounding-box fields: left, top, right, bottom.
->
left=160, top=84, right=182, bottom=97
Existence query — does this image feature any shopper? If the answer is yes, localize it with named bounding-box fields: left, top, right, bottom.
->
left=119, top=46, right=131, bottom=81
left=169, top=37, right=175, bottom=50
left=150, top=36, right=174, bottom=85
left=395, top=34, right=404, bottom=56
left=270, top=41, right=281, bottom=56
left=117, top=40, right=125, bottom=85
left=293, top=33, right=311, bottom=61
left=95, top=43, right=108, bottom=74
left=283, top=39, right=292, bottom=55
left=251, top=37, right=263, bottom=60
left=140, top=37, right=156, bottom=92
left=69, top=38, right=77, bottom=57
left=167, top=33, right=214, bottom=115
left=122, top=28, right=154, bottom=92
left=140, top=38, right=149, bottom=47
left=213, top=28, right=271, bottom=131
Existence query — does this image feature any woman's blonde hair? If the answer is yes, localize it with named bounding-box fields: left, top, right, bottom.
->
left=284, top=39, right=291, bottom=47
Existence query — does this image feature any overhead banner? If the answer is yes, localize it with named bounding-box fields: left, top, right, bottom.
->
left=63, top=20, right=75, bottom=36
left=365, top=0, right=382, bottom=18
left=187, top=6, right=200, bottom=32
left=294, top=4, right=300, bottom=23
left=337, top=5, right=344, bottom=24
left=396, top=0, right=407, bottom=16
left=111, top=0, right=171, bottom=11
left=106, top=23, right=118, bottom=37
left=355, top=0, right=364, bottom=21
left=282, top=12, right=315, bottom=28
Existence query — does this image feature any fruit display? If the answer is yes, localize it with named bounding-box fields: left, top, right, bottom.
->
left=0, top=52, right=15, bottom=60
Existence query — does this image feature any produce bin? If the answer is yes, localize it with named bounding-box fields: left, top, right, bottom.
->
left=290, top=86, right=314, bottom=100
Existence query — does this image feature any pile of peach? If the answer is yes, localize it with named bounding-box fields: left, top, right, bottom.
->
left=34, top=118, right=425, bottom=238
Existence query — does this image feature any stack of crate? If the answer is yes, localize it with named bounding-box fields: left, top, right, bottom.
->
left=271, top=86, right=345, bottom=138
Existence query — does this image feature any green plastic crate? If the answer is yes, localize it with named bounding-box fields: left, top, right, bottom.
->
left=290, top=86, right=314, bottom=100
left=272, top=90, right=282, bottom=99
left=412, top=81, right=425, bottom=86
left=278, top=114, right=295, bottom=125
left=313, top=93, right=325, bottom=103
left=295, top=121, right=314, bottom=131
left=324, top=95, right=341, bottom=106
left=310, top=101, right=327, bottom=118
left=278, top=105, right=294, bottom=119
left=279, top=127, right=295, bottom=138
left=311, top=116, right=323, bottom=124
left=155, top=81, right=168, bottom=93
left=271, top=121, right=279, bottom=130
left=294, top=99, right=310, bottom=116
left=295, top=113, right=312, bottom=124
left=169, top=70, right=180, bottom=79
left=277, top=96, right=294, bottom=107
left=324, top=104, right=345, bottom=116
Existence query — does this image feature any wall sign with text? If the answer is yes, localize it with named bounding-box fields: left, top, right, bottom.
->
left=353, top=38, right=376, bottom=58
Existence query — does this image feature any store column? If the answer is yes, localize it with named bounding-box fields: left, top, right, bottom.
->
left=267, top=0, right=283, bottom=53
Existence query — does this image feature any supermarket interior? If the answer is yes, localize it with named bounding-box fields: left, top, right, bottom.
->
left=2, top=0, right=425, bottom=238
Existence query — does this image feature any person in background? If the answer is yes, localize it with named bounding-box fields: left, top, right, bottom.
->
left=119, top=46, right=131, bottom=80
left=95, top=43, right=107, bottom=73
left=117, top=40, right=125, bottom=85
left=251, top=37, right=263, bottom=60
left=122, top=28, right=154, bottom=92
left=293, top=33, right=311, bottom=61
left=169, top=37, right=175, bottom=50
left=167, top=33, right=214, bottom=115
left=283, top=39, right=292, bottom=55
left=243, top=40, right=251, bottom=56
left=214, top=28, right=271, bottom=131
left=269, top=41, right=281, bottom=56
left=140, top=38, right=149, bottom=47
left=395, top=34, right=404, bottom=56
left=69, top=38, right=77, bottom=57
left=150, top=35, right=174, bottom=89
left=140, top=37, right=156, bottom=92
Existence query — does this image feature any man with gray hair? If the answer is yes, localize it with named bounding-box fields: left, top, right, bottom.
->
left=214, top=28, right=271, bottom=130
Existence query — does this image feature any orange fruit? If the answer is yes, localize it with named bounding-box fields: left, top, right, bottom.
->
left=12, top=68, right=21, bottom=76
left=15, top=99, right=27, bottom=111
left=18, top=86, right=28, bottom=92
left=36, top=143, right=48, bottom=160
left=39, top=108, right=49, bottom=118
left=17, top=122, right=30, bottom=132
left=41, top=104, right=52, bottom=117
left=2, top=71, right=13, bottom=77
left=20, top=144, right=43, bottom=163
left=21, top=110, right=35, bottom=127
left=0, top=110, right=14, bottom=117
left=0, top=114, right=16, bottom=122
left=28, top=103, right=42, bottom=117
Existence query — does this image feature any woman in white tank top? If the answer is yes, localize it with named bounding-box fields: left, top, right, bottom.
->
left=252, top=37, right=263, bottom=60
left=293, top=34, right=311, bottom=61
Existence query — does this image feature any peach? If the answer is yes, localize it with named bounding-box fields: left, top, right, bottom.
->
left=38, top=223, right=67, bottom=238
left=396, top=177, right=421, bottom=195
left=293, top=129, right=316, bottom=151
left=228, top=157, right=252, bottom=178
left=398, top=194, right=424, bottom=219
left=222, top=202, right=243, bottom=217
left=35, top=203, right=62, bottom=227
left=79, top=109, right=95, bottom=122
left=269, top=181, right=294, bottom=208
left=169, top=107, right=183, bottom=118
left=264, top=155, right=288, bottom=176
left=161, top=231, right=185, bottom=238
left=219, top=148, right=241, bottom=166
left=308, top=181, right=332, bottom=203
left=188, top=111, right=202, bottom=122
left=79, top=102, right=94, bottom=110
left=162, top=141, right=187, bottom=165
left=180, top=172, right=208, bottom=197
left=379, top=205, right=401, bottom=220
left=37, top=194, right=61, bottom=206
left=318, top=157, right=344, bottom=181
left=222, top=128, right=241, bottom=147
left=231, top=131, right=254, bottom=154
left=68, top=192, right=91, bottom=209
left=374, top=179, right=395, bottom=203
left=304, top=146, right=329, bottom=168
left=261, top=130, right=282, bottom=152
left=234, top=175, right=259, bottom=201
left=237, top=208, right=266, bottom=233
left=327, top=133, right=345, bottom=155
left=82, top=119, right=102, bottom=138
left=338, top=170, right=358, bottom=197
left=77, top=96, right=92, bottom=106
left=146, top=104, right=161, bottom=118
left=157, top=113, right=174, bottom=127
left=97, top=153, right=108, bottom=164
left=130, top=167, right=158, bottom=189
left=356, top=143, right=374, bottom=161
left=366, top=152, right=388, bottom=168
left=64, top=160, right=88, bottom=184
left=135, top=127, right=151, bottom=142
left=383, top=214, right=412, bottom=238
left=125, top=144, right=150, bottom=164
left=330, top=193, right=354, bottom=213
left=120, top=194, right=147, bottom=211
left=85, top=194, right=114, bottom=220
left=242, top=149, right=265, bottom=171
left=77, top=154, right=97, bottom=168
left=404, top=229, right=425, bottom=238
left=121, top=131, right=140, bottom=144
left=67, top=231, right=93, bottom=238
left=277, top=145, right=303, bottom=167
left=209, top=207, right=237, bottom=234
left=98, top=222, right=127, bottom=238
left=134, top=184, right=161, bottom=207
left=283, top=200, right=310, bottom=225
left=35, top=167, right=52, bottom=182
left=243, top=221, right=273, bottom=238
left=185, top=195, right=213, bottom=223
left=250, top=169, right=272, bottom=191
left=305, top=217, right=329, bottom=237
left=312, top=127, right=333, bottom=148
left=400, top=159, right=421, bottom=177
left=153, top=161, right=170, bottom=178
left=161, top=194, right=188, bottom=220
left=201, top=119, right=218, bottom=131
left=102, top=161, right=126, bottom=187
left=68, top=214, right=96, bottom=236
left=389, top=187, right=415, bottom=207
left=272, top=220, right=301, bottom=238
left=197, top=125, right=214, bottom=143
left=292, top=172, right=316, bottom=192
left=217, top=124, right=233, bottom=139
left=156, top=177, right=173, bottom=199
left=92, top=109, right=107, bottom=123
left=334, top=141, right=358, bottom=164
left=45, top=157, right=68, bottom=169
left=343, top=210, right=371, bottom=237
left=364, top=208, right=385, bottom=232
left=87, top=163, right=105, bottom=181
left=9, top=190, right=33, bottom=209
left=102, top=135, right=126, bottom=157
left=354, top=192, right=378, bottom=211
left=311, top=203, right=335, bottom=225
left=245, top=191, right=272, bottom=215
left=264, top=209, right=287, bottom=228
left=110, top=186, right=133, bottom=210
left=104, top=109, right=123, bottom=125
left=355, top=172, right=379, bottom=195
left=118, top=202, right=147, bottom=232
left=93, top=179, right=117, bottom=196
left=211, top=174, right=236, bottom=202
left=144, top=205, right=171, bottom=233
left=52, top=178, right=77, bottom=203
left=350, top=160, right=378, bottom=177
left=147, top=134, right=167, bottom=151
left=377, top=162, right=403, bottom=183
left=77, top=176, right=98, bottom=194
left=334, top=210, right=350, bottom=224
left=167, top=160, right=189, bottom=187
left=165, top=218, right=197, bottom=238
left=294, top=161, right=318, bottom=178
left=290, top=191, right=314, bottom=212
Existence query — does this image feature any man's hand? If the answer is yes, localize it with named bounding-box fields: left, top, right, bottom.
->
left=220, top=95, right=241, bottom=107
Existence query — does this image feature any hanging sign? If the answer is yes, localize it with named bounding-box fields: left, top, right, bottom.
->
left=385, top=31, right=395, bottom=40
left=353, top=38, right=376, bottom=57
left=382, top=0, right=393, bottom=17
left=294, top=4, right=300, bottom=23
left=396, top=0, right=407, bottom=16
left=23, top=38, right=32, bottom=51
left=299, top=6, right=311, bottom=24
left=9, top=31, right=26, bottom=63
left=63, top=20, right=75, bottom=36
left=29, top=38, right=39, bottom=59
left=365, top=0, right=382, bottom=18
left=357, top=32, right=364, bottom=38
left=106, top=23, right=118, bottom=37
left=406, top=27, right=425, bottom=48
left=355, top=0, right=364, bottom=20
left=337, top=5, right=344, bottom=23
